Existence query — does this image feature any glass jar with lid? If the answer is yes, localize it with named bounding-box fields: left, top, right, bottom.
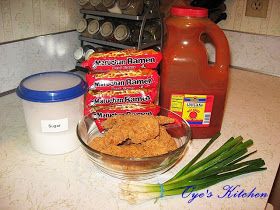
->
left=131, top=28, right=153, bottom=45
left=117, top=0, right=143, bottom=16
left=74, top=47, right=85, bottom=62
left=144, top=20, right=161, bottom=41
left=76, top=18, right=93, bottom=38
left=102, top=0, right=122, bottom=14
left=87, top=19, right=104, bottom=39
left=100, top=20, right=116, bottom=41
left=79, top=0, right=94, bottom=10
left=143, top=0, right=154, bottom=12
left=84, top=47, right=104, bottom=60
left=113, top=24, right=132, bottom=44
left=90, top=0, right=107, bottom=11
left=74, top=45, right=104, bottom=62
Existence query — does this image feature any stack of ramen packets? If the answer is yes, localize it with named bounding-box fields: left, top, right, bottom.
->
left=82, top=49, right=162, bottom=130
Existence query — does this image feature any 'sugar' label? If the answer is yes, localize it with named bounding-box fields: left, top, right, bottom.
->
left=41, top=118, right=69, bottom=133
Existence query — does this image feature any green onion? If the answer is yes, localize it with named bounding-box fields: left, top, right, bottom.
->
left=119, top=134, right=266, bottom=204
left=167, top=132, right=221, bottom=182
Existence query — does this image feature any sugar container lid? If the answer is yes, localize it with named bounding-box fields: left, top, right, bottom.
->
left=16, top=71, right=87, bottom=103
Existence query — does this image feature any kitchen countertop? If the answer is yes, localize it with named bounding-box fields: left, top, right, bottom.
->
left=0, top=68, right=279, bottom=210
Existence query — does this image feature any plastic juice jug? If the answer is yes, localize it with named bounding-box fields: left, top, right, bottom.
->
left=160, top=6, right=230, bottom=139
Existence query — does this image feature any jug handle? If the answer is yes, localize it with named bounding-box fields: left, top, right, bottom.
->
left=205, top=21, right=230, bottom=76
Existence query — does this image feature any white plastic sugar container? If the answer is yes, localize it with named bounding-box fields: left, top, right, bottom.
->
left=16, top=71, right=87, bottom=155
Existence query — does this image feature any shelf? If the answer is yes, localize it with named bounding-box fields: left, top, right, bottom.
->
left=80, top=9, right=159, bottom=20
left=79, top=35, right=160, bottom=50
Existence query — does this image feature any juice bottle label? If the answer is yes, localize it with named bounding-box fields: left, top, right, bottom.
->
left=170, top=94, right=214, bottom=127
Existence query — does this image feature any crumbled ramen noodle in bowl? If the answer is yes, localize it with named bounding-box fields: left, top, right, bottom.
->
left=89, top=115, right=177, bottom=158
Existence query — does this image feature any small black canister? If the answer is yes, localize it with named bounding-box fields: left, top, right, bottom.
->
left=143, top=0, right=154, bottom=12
left=131, top=28, right=153, bottom=44
left=144, top=20, right=161, bottom=41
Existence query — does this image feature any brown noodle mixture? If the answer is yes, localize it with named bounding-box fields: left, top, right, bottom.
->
left=89, top=115, right=177, bottom=158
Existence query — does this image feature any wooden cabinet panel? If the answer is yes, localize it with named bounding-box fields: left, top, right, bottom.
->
left=40, top=0, right=60, bottom=34
left=0, top=3, right=5, bottom=42
left=0, top=0, right=79, bottom=43
left=10, top=0, right=34, bottom=39
left=1, top=0, right=14, bottom=42
left=65, top=0, right=80, bottom=31
left=32, top=0, right=42, bottom=35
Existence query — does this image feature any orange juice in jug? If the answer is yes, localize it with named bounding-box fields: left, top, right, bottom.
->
left=160, top=6, right=230, bottom=139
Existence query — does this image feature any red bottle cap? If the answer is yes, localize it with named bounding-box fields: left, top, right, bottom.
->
left=171, top=6, right=208, bottom=18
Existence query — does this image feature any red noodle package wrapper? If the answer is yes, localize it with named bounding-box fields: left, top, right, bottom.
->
left=86, top=69, right=159, bottom=91
left=86, top=88, right=157, bottom=107
left=84, top=103, right=160, bottom=131
left=81, top=49, right=162, bottom=72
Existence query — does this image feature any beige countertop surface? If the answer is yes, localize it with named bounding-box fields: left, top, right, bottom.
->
left=0, top=68, right=279, bottom=210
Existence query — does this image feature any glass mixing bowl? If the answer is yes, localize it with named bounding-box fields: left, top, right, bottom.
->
left=76, top=107, right=191, bottom=180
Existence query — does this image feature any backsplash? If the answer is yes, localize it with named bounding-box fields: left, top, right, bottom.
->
left=0, top=31, right=80, bottom=94
left=219, top=0, right=280, bottom=36
left=206, top=30, right=280, bottom=77
left=0, top=0, right=279, bottom=94
left=0, top=0, right=80, bottom=43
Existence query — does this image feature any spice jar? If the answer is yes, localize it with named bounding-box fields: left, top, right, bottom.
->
left=131, top=28, right=153, bottom=44
left=85, top=47, right=104, bottom=60
left=74, top=47, right=85, bottom=62
left=102, top=0, right=122, bottom=14
left=117, top=0, right=143, bottom=16
left=100, top=21, right=116, bottom=41
left=87, top=19, right=104, bottom=39
left=144, top=20, right=161, bottom=41
left=153, top=46, right=161, bottom=52
left=79, top=0, right=94, bottom=10
left=143, top=0, right=154, bottom=12
left=76, top=18, right=93, bottom=38
left=90, top=0, right=107, bottom=11
left=113, top=24, right=132, bottom=44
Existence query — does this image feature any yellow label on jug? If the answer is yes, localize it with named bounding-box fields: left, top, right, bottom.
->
left=170, top=94, right=214, bottom=127
left=170, top=95, right=184, bottom=112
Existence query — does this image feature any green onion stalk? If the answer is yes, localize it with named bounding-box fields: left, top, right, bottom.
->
left=119, top=132, right=266, bottom=204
